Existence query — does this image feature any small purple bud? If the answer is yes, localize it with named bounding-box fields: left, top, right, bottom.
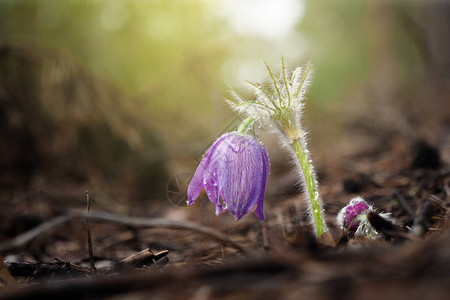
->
left=337, top=197, right=371, bottom=232
left=187, top=132, right=270, bottom=221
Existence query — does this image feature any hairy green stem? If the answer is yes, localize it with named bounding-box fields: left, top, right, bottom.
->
left=291, top=139, right=327, bottom=237
left=283, top=122, right=327, bottom=237
left=237, top=117, right=254, bottom=134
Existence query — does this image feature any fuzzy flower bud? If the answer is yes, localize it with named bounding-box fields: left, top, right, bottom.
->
left=337, top=196, right=390, bottom=238
left=187, top=132, right=270, bottom=221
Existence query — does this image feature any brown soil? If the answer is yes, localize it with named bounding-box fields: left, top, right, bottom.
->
left=0, top=136, right=449, bottom=300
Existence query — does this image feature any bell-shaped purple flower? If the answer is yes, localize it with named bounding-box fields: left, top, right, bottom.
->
left=187, top=132, right=270, bottom=221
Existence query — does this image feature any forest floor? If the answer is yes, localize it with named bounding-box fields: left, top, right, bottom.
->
left=0, top=136, right=449, bottom=300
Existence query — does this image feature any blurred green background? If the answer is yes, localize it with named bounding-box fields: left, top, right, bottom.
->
left=0, top=0, right=448, bottom=208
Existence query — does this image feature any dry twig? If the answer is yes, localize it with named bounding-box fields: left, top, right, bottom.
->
left=84, top=191, right=96, bottom=273
left=0, top=210, right=251, bottom=254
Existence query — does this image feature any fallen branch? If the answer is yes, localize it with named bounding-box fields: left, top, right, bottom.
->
left=84, top=191, right=96, bottom=273
left=0, top=257, right=293, bottom=300
left=5, top=250, right=169, bottom=279
left=0, top=215, right=70, bottom=253
left=5, top=261, right=89, bottom=279
left=0, top=210, right=251, bottom=254
left=119, top=249, right=169, bottom=268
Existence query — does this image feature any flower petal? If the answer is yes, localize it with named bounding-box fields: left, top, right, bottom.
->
left=337, top=197, right=371, bottom=231
left=187, top=155, right=208, bottom=206
left=187, top=133, right=232, bottom=206
left=203, top=159, right=223, bottom=215
left=220, top=134, right=264, bottom=220
left=255, top=141, right=269, bottom=221
left=344, top=197, right=369, bottom=229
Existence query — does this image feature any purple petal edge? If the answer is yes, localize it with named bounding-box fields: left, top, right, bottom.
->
left=187, top=160, right=206, bottom=206
left=255, top=141, right=269, bottom=221
left=187, top=133, right=233, bottom=206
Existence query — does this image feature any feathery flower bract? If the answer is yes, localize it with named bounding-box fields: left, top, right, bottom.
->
left=227, top=60, right=312, bottom=132
left=227, top=60, right=328, bottom=237
left=187, top=132, right=270, bottom=221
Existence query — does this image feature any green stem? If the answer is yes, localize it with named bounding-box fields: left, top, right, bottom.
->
left=237, top=117, right=254, bottom=134
left=291, top=139, right=327, bottom=237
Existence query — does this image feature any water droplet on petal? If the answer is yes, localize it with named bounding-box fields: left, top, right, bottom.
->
left=231, top=144, right=240, bottom=152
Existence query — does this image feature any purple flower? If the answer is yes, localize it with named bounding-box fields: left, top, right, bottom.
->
left=337, top=197, right=370, bottom=232
left=187, top=132, right=270, bottom=221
